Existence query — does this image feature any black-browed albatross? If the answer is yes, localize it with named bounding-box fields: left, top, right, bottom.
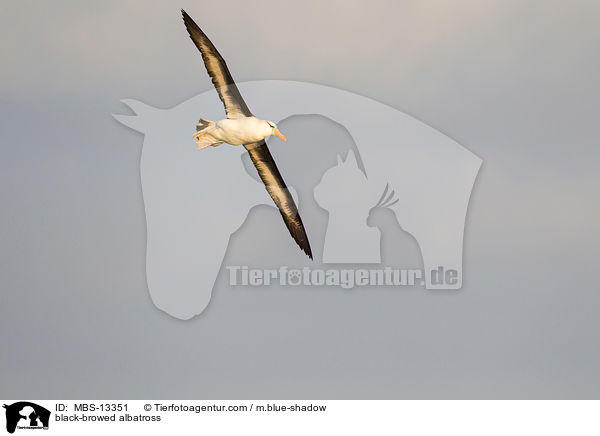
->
left=181, top=10, right=312, bottom=259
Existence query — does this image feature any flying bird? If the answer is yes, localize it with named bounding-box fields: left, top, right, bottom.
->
left=181, top=10, right=312, bottom=259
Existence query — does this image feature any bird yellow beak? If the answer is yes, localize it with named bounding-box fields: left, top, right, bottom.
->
left=273, top=128, right=287, bottom=141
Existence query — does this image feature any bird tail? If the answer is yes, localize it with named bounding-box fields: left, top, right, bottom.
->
left=196, top=118, right=215, bottom=132
left=194, top=118, right=222, bottom=149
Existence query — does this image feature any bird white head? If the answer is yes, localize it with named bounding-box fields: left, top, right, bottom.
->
left=265, top=120, right=287, bottom=141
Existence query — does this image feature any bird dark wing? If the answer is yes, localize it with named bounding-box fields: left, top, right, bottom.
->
left=182, top=9, right=252, bottom=119
left=245, top=141, right=313, bottom=259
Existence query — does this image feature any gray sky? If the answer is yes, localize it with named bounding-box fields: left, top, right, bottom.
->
left=0, top=0, right=598, bottom=398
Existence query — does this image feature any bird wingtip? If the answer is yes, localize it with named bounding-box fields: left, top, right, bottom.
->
left=302, top=243, right=313, bottom=260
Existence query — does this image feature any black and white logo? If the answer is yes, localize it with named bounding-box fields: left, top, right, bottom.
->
left=3, top=402, right=50, bottom=434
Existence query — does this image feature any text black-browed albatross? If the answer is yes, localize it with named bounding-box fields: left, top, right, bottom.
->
left=181, top=10, right=312, bottom=259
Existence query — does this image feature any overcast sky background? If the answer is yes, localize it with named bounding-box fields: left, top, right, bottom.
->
left=1, top=0, right=599, bottom=398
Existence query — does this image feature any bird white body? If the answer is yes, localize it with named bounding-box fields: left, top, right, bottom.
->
left=215, top=117, right=273, bottom=144
left=193, top=116, right=284, bottom=148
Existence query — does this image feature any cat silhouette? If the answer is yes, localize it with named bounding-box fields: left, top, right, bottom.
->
left=315, top=150, right=381, bottom=263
